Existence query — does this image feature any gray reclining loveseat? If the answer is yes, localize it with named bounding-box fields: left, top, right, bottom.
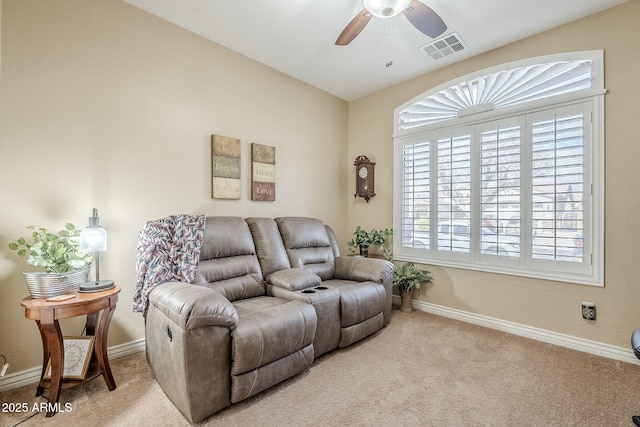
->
left=139, top=216, right=394, bottom=423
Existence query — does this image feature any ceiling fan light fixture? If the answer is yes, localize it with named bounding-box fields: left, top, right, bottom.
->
left=363, top=0, right=411, bottom=19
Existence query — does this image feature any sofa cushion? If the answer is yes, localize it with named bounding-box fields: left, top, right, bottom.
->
left=231, top=345, right=314, bottom=403
left=231, top=296, right=317, bottom=375
left=197, top=256, right=264, bottom=302
left=245, top=217, right=291, bottom=277
left=277, top=217, right=330, bottom=248
left=200, top=217, right=255, bottom=260
left=276, top=217, right=336, bottom=280
left=196, top=217, right=265, bottom=302
left=322, top=279, right=386, bottom=327
left=339, top=313, right=384, bottom=348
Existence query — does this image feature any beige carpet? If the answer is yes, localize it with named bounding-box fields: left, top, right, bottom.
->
left=3, top=308, right=640, bottom=426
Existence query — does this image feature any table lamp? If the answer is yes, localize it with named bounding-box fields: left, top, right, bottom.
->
left=79, top=208, right=114, bottom=293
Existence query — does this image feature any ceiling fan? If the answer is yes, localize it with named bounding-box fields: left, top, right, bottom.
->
left=336, top=0, right=447, bottom=46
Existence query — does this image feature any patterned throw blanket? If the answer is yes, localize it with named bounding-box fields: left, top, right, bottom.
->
left=132, top=214, right=206, bottom=314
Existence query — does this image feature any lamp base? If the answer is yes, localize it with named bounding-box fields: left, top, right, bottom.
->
left=79, top=280, right=115, bottom=293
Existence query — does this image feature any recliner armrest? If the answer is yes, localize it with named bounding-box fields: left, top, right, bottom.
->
left=267, top=268, right=322, bottom=291
left=148, top=282, right=238, bottom=330
left=335, top=256, right=394, bottom=283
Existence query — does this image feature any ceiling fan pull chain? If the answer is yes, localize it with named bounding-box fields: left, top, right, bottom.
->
left=386, top=19, right=393, bottom=67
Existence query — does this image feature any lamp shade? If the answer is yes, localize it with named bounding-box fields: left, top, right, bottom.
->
left=363, top=0, right=411, bottom=18
left=80, top=226, right=107, bottom=252
left=79, top=208, right=114, bottom=293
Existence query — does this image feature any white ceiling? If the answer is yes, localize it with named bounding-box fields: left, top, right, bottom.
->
left=123, top=0, right=629, bottom=101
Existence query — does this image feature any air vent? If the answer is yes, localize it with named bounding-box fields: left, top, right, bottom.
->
left=420, top=32, right=466, bottom=60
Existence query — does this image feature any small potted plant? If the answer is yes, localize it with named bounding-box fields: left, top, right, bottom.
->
left=393, top=262, right=432, bottom=313
left=8, top=223, right=93, bottom=298
left=347, top=226, right=393, bottom=259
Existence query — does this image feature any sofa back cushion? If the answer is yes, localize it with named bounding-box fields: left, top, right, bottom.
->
left=275, top=217, right=336, bottom=280
left=324, top=224, right=342, bottom=257
left=196, top=217, right=265, bottom=302
left=245, top=217, right=291, bottom=278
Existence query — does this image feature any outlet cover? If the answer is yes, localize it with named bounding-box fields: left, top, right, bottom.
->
left=582, top=302, right=596, bottom=320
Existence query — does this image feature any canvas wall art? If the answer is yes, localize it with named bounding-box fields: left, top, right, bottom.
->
left=251, top=143, right=276, bottom=201
left=211, top=134, right=241, bottom=199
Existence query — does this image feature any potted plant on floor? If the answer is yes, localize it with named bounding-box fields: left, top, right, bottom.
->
left=8, top=223, right=93, bottom=298
left=393, top=262, right=432, bottom=313
left=347, top=226, right=393, bottom=259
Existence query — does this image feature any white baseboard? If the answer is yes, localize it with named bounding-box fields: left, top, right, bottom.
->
left=0, top=338, right=145, bottom=393
left=393, top=295, right=640, bottom=366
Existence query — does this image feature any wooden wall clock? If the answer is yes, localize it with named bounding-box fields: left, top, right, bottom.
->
left=354, top=155, right=375, bottom=202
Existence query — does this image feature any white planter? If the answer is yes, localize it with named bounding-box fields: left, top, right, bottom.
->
left=23, top=266, right=91, bottom=299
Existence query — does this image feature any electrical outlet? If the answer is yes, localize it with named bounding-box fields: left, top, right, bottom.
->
left=582, top=301, right=596, bottom=320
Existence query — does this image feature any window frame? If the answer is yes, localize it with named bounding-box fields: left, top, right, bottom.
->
left=393, top=52, right=605, bottom=286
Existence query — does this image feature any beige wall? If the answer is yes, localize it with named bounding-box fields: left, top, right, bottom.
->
left=348, top=0, right=640, bottom=349
left=0, top=0, right=347, bottom=374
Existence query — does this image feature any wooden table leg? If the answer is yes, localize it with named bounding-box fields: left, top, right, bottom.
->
left=86, top=312, right=98, bottom=336
left=34, top=320, right=48, bottom=397
left=39, top=313, right=63, bottom=417
left=95, top=297, right=117, bottom=391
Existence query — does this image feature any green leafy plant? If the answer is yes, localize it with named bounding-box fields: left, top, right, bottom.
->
left=393, top=262, right=432, bottom=293
left=347, top=226, right=393, bottom=260
left=8, top=224, right=92, bottom=273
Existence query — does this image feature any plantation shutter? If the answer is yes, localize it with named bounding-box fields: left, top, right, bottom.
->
left=479, top=121, right=522, bottom=257
left=436, top=133, right=471, bottom=253
left=401, top=141, right=431, bottom=249
left=530, top=107, right=586, bottom=263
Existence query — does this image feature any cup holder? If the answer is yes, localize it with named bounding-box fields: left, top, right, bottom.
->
left=302, top=286, right=329, bottom=294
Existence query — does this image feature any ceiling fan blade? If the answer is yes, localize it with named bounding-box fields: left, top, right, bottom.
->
left=403, top=0, right=447, bottom=38
left=335, top=9, right=372, bottom=46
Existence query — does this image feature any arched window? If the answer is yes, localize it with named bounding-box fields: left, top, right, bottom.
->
left=393, top=51, right=605, bottom=286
